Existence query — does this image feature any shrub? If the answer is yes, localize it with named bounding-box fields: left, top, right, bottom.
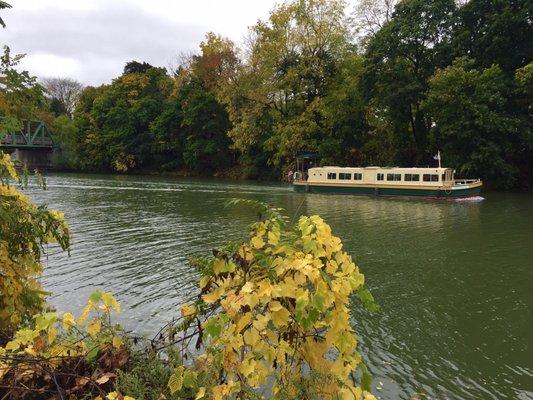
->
left=163, top=199, right=377, bottom=400
left=0, top=151, right=69, bottom=338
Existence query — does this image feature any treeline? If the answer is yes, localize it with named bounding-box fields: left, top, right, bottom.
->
left=3, top=0, right=533, bottom=188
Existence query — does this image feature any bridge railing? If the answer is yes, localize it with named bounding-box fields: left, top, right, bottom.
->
left=2, top=133, right=54, bottom=147
left=0, top=119, right=55, bottom=148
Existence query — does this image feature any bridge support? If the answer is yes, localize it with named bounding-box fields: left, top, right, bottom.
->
left=6, top=148, right=53, bottom=170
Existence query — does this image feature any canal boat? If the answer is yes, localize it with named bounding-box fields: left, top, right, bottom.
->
left=292, top=164, right=482, bottom=198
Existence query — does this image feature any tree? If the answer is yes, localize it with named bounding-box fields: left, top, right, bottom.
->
left=222, top=0, right=354, bottom=175
left=423, top=58, right=522, bottom=187
left=123, top=60, right=156, bottom=75
left=179, top=77, right=232, bottom=173
left=42, top=77, right=84, bottom=117
left=0, top=46, right=45, bottom=131
left=353, top=0, right=399, bottom=46
left=452, top=0, right=533, bottom=76
left=363, top=0, right=457, bottom=164
left=0, top=1, right=11, bottom=28
left=191, top=32, right=240, bottom=91
left=84, top=66, right=172, bottom=172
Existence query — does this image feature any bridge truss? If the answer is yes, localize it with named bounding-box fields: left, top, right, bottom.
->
left=1, top=120, right=54, bottom=149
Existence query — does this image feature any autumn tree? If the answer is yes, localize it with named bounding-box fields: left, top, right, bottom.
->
left=221, top=0, right=358, bottom=176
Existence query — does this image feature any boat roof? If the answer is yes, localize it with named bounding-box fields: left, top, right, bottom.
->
left=312, top=166, right=450, bottom=172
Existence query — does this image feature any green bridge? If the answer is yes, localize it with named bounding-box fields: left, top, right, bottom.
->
left=1, top=120, right=56, bottom=169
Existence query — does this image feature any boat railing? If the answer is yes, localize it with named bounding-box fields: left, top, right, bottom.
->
left=293, top=172, right=308, bottom=182
left=454, top=178, right=481, bottom=185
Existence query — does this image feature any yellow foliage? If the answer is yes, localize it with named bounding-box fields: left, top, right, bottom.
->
left=175, top=201, right=377, bottom=399
left=0, top=290, right=124, bottom=379
left=0, top=150, right=70, bottom=335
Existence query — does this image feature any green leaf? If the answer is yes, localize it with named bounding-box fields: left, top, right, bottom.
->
left=86, top=344, right=99, bottom=362
left=360, top=362, right=372, bottom=392
left=204, top=317, right=222, bottom=339
left=89, top=290, right=102, bottom=303
left=34, top=312, right=57, bottom=331
left=183, top=370, right=198, bottom=388
left=356, top=288, right=380, bottom=312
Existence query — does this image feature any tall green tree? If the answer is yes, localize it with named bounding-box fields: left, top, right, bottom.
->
left=76, top=65, right=172, bottom=172
left=423, top=58, right=522, bottom=187
left=452, top=0, right=532, bottom=76
left=363, top=0, right=457, bottom=164
left=179, top=77, right=232, bottom=173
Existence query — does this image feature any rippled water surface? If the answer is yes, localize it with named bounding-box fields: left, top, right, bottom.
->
left=27, top=173, right=532, bottom=400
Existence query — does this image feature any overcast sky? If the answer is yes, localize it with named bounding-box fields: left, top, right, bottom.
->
left=1, top=0, right=285, bottom=85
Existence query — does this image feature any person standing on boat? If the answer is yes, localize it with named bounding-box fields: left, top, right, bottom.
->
left=287, top=170, right=294, bottom=182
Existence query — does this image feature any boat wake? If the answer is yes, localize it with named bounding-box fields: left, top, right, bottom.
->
left=454, top=196, right=485, bottom=202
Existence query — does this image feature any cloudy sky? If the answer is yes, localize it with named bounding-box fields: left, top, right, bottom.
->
left=2, top=0, right=285, bottom=85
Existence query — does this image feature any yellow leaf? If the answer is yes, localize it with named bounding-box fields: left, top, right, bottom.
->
left=195, top=387, right=206, bottom=399
left=5, top=340, right=20, bottom=351
left=48, top=326, right=58, bottom=344
left=124, top=397, right=136, bottom=400
left=238, top=358, right=256, bottom=377
left=267, top=230, right=279, bottom=245
left=168, top=366, right=184, bottom=394
left=112, top=336, right=124, bottom=349
left=199, top=276, right=210, bottom=288
left=62, top=312, right=76, bottom=331
left=180, top=304, right=197, bottom=318
left=102, top=292, right=121, bottom=312
left=269, top=303, right=290, bottom=328
left=252, top=313, right=269, bottom=331
left=251, top=235, right=264, bottom=249
left=106, top=392, right=118, bottom=400
left=243, top=328, right=260, bottom=346
left=202, top=286, right=224, bottom=304
left=241, top=281, right=254, bottom=293
left=78, top=303, right=92, bottom=325
left=235, top=312, right=252, bottom=333
left=87, top=319, right=102, bottom=337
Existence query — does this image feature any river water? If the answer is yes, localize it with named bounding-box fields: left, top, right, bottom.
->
left=27, top=173, right=532, bottom=400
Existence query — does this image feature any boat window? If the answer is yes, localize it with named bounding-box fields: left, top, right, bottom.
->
left=377, top=173, right=384, bottom=181
left=423, top=174, right=431, bottom=182
left=339, top=173, right=351, bottom=180
left=387, top=174, right=401, bottom=181
left=327, top=173, right=337, bottom=180
left=441, top=173, right=446, bottom=181
left=405, top=174, right=420, bottom=182
left=431, top=174, right=439, bottom=182
left=354, top=173, right=362, bottom=180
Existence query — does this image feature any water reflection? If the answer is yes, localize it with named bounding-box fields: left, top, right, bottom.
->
left=28, top=173, right=532, bottom=400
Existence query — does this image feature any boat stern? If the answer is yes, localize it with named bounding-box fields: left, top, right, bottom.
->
left=444, top=179, right=483, bottom=197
